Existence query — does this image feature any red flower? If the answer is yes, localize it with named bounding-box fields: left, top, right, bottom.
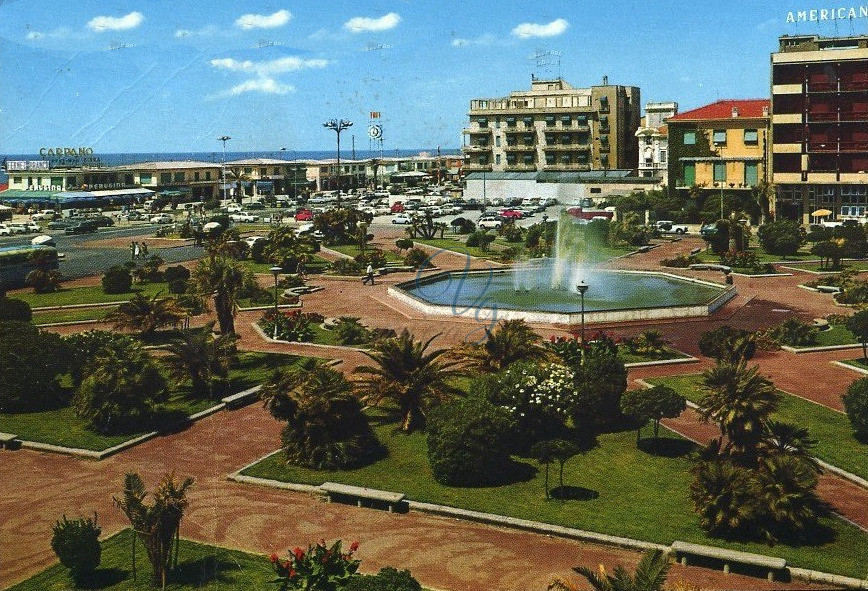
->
left=293, top=547, right=304, bottom=560
left=270, top=553, right=279, bottom=563
left=288, top=568, right=296, bottom=578
left=349, top=541, right=360, bottom=552
left=283, top=561, right=291, bottom=571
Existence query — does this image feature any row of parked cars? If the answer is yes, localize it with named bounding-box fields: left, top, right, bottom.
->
left=0, top=221, right=42, bottom=236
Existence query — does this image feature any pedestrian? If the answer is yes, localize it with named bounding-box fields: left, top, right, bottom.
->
left=297, top=253, right=306, bottom=280
left=130, top=240, right=136, bottom=260
left=141, top=241, right=148, bottom=256
left=363, top=263, right=375, bottom=285
left=133, top=241, right=140, bottom=259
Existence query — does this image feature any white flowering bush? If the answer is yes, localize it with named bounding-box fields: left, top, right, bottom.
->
left=477, top=361, right=575, bottom=449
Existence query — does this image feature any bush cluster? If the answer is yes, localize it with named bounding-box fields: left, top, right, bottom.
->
left=51, top=514, right=102, bottom=584
left=101, top=265, right=133, bottom=294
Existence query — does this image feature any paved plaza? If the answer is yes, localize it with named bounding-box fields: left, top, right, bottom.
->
left=2, top=230, right=866, bottom=590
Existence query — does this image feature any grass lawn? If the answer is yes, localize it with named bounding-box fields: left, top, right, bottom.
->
left=0, top=352, right=303, bottom=451
left=241, top=410, right=868, bottom=578
left=815, top=324, right=859, bottom=347
left=245, top=255, right=331, bottom=275
left=8, top=529, right=277, bottom=591
left=618, top=347, right=692, bottom=365
left=329, top=243, right=403, bottom=262
left=33, top=306, right=118, bottom=325
left=10, top=283, right=166, bottom=308
left=414, top=237, right=498, bottom=260
left=695, top=248, right=814, bottom=265
left=838, top=357, right=868, bottom=371
left=645, top=374, right=868, bottom=480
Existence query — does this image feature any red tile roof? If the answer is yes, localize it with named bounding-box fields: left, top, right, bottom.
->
left=667, top=99, right=770, bottom=122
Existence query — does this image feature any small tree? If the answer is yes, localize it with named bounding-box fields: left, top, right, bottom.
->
left=102, top=265, right=133, bottom=294
left=843, top=377, right=868, bottom=441
left=51, top=514, right=101, bottom=585
left=0, top=320, right=69, bottom=412
left=847, top=310, right=868, bottom=360
left=160, top=323, right=237, bottom=399
left=395, top=238, right=414, bottom=253
left=620, top=386, right=686, bottom=449
left=550, top=548, right=671, bottom=591
left=530, top=439, right=588, bottom=500
left=105, top=292, right=184, bottom=337
left=113, top=473, right=194, bottom=589
left=697, top=325, right=756, bottom=362
left=0, top=295, right=31, bottom=321
left=757, top=220, right=804, bottom=258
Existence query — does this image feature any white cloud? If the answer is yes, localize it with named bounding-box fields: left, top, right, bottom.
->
left=344, top=12, right=401, bottom=33
left=511, top=18, right=569, bottom=39
left=219, top=78, right=294, bottom=96
left=87, top=11, right=144, bottom=33
left=175, top=25, right=222, bottom=39
left=235, top=9, right=291, bottom=30
left=210, top=56, right=328, bottom=75
left=26, top=26, right=84, bottom=41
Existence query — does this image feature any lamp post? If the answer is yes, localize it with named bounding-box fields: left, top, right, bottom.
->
left=218, top=135, right=231, bottom=204
left=270, top=265, right=282, bottom=340
left=576, top=280, right=589, bottom=348
left=323, top=119, right=353, bottom=207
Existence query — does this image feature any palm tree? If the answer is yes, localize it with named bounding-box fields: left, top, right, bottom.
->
left=700, top=360, right=780, bottom=463
left=549, top=549, right=671, bottom=591
left=105, top=292, right=184, bottom=337
left=113, top=472, right=194, bottom=589
left=753, top=453, right=822, bottom=544
left=759, top=420, right=819, bottom=471
left=225, top=167, right=250, bottom=204
left=160, top=322, right=237, bottom=399
left=689, top=458, right=757, bottom=537
left=459, top=319, right=548, bottom=372
left=190, top=256, right=253, bottom=335
left=261, top=362, right=379, bottom=469
left=355, top=330, right=464, bottom=432
left=262, top=226, right=316, bottom=272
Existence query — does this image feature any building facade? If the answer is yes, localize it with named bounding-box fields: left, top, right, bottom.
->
left=667, top=99, right=770, bottom=216
left=771, top=34, right=868, bottom=224
left=635, top=102, right=677, bottom=183
left=462, top=77, right=641, bottom=175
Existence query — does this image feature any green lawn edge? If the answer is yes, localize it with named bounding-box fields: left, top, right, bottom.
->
left=0, top=352, right=303, bottom=451
left=239, top=415, right=868, bottom=579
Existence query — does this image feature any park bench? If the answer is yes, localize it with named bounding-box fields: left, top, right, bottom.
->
left=0, top=432, right=20, bottom=449
left=318, top=482, right=406, bottom=513
left=690, top=247, right=702, bottom=255
left=815, top=285, right=841, bottom=294
left=670, top=540, right=786, bottom=582
left=689, top=263, right=732, bottom=273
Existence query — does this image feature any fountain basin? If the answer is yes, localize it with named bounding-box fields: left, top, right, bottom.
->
left=389, top=268, right=736, bottom=326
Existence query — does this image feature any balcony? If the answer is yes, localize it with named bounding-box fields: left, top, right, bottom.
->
left=504, top=144, right=535, bottom=152
left=544, top=143, right=590, bottom=151
left=462, top=127, right=492, bottom=136
left=808, top=140, right=868, bottom=152
left=462, top=144, right=492, bottom=153
left=463, top=162, right=493, bottom=172
left=807, top=81, right=837, bottom=93
left=504, top=163, right=537, bottom=172
left=543, top=163, right=591, bottom=171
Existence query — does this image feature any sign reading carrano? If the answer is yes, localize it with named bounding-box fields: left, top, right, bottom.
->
left=39, top=147, right=95, bottom=157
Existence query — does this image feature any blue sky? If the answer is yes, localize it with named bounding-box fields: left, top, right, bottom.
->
left=1, top=1, right=865, bottom=154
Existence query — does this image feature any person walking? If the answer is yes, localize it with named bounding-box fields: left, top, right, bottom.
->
left=133, top=241, right=140, bottom=259
left=130, top=240, right=136, bottom=260
left=141, top=241, right=148, bottom=257
left=363, top=263, right=375, bottom=285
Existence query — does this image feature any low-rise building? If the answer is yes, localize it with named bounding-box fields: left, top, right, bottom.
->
left=635, top=102, right=677, bottom=183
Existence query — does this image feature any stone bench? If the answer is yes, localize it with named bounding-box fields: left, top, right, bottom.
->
left=221, top=386, right=262, bottom=410
left=670, top=540, right=786, bottom=582
left=816, top=285, right=841, bottom=294
left=0, top=432, right=20, bottom=449
left=690, top=247, right=702, bottom=255
left=319, top=482, right=406, bottom=513
left=689, top=263, right=732, bottom=273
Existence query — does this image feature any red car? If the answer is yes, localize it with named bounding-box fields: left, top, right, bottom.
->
left=499, top=209, right=524, bottom=220
left=390, top=202, right=405, bottom=213
left=295, top=209, right=313, bottom=221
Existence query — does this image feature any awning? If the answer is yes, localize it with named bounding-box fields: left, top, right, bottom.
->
left=811, top=209, right=833, bottom=217
left=89, top=188, right=154, bottom=198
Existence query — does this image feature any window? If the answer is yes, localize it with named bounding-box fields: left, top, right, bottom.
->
left=140, top=173, right=152, bottom=184
left=495, top=136, right=501, bottom=147
left=205, top=172, right=211, bottom=180
left=713, top=162, right=727, bottom=182
left=506, top=117, right=516, bottom=127
left=125, top=174, right=134, bottom=185
left=684, top=131, right=696, bottom=145
left=546, top=154, right=556, bottom=165
left=577, top=154, right=589, bottom=164
left=260, top=168, right=267, bottom=176
left=561, top=115, right=571, bottom=124
left=713, top=130, right=727, bottom=145
left=562, top=135, right=572, bottom=145
left=523, top=154, right=534, bottom=163
left=478, top=117, right=488, bottom=128
left=561, top=155, right=571, bottom=164
left=50, top=176, right=63, bottom=187
left=744, top=129, right=759, bottom=145
left=477, top=156, right=488, bottom=165
left=523, top=116, right=534, bottom=127
left=173, top=172, right=185, bottom=182
left=160, top=173, right=172, bottom=184
left=523, top=135, right=534, bottom=145
left=599, top=134, right=609, bottom=144
left=495, top=154, right=501, bottom=165
left=243, top=167, right=252, bottom=174
left=194, top=172, right=200, bottom=181
left=660, top=150, right=667, bottom=163
left=683, top=163, right=695, bottom=186
left=545, top=115, right=556, bottom=127
left=599, top=96, right=609, bottom=111
left=506, top=155, right=516, bottom=165
left=744, top=162, right=758, bottom=186
left=600, top=155, right=609, bottom=167
left=590, top=187, right=602, bottom=194
left=576, top=115, right=588, bottom=125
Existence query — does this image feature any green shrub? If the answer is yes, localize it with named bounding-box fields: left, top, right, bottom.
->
left=698, top=325, right=756, bottom=361
left=660, top=254, right=698, bottom=268
left=0, top=321, right=69, bottom=412
left=258, top=310, right=315, bottom=342
left=51, top=514, right=101, bottom=584
left=843, top=378, right=868, bottom=441
left=719, top=250, right=759, bottom=269
left=354, top=249, right=387, bottom=268
left=332, top=259, right=363, bottom=275
left=0, top=296, right=32, bottom=322
left=426, top=397, right=515, bottom=486
left=395, top=238, right=414, bottom=252
left=162, top=265, right=190, bottom=285
left=502, top=221, right=523, bottom=243
left=101, top=265, right=133, bottom=294
left=765, top=318, right=818, bottom=347
left=450, top=217, right=475, bottom=234
left=344, top=567, right=422, bottom=591
left=757, top=219, right=804, bottom=257
left=403, top=247, right=430, bottom=269
left=623, top=329, right=671, bottom=359
left=333, top=317, right=371, bottom=345
left=466, top=231, right=495, bottom=250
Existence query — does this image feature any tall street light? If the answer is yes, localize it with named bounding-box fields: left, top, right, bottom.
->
left=576, top=280, right=589, bottom=350
left=323, top=119, right=353, bottom=206
left=270, top=265, right=282, bottom=340
left=218, top=135, right=231, bottom=204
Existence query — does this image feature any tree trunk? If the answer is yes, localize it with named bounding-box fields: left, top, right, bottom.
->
left=543, top=464, right=550, bottom=500
left=558, top=461, right=565, bottom=500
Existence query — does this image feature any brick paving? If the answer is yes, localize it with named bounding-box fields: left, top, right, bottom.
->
left=3, top=232, right=866, bottom=590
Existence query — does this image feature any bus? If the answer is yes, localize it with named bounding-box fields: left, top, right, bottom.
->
left=0, top=245, right=59, bottom=290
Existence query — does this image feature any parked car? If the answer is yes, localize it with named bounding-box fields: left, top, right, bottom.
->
left=150, top=213, right=174, bottom=224
left=295, top=209, right=313, bottom=221
left=478, top=217, right=502, bottom=230
left=20, top=221, right=42, bottom=233
left=294, top=223, right=324, bottom=240
left=390, top=202, right=405, bottom=213
left=392, top=213, right=415, bottom=225
left=244, top=235, right=267, bottom=248
left=31, top=210, right=57, bottom=221
left=6, top=223, right=28, bottom=235
left=0, top=224, right=12, bottom=236
left=246, top=202, right=266, bottom=210
left=499, top=209, right=524, bottom=220
left=656, top=220, right=689, bottom=234
left=64, top=220, right=99, bottom=234
left=230, top=212, right=258, bottom=223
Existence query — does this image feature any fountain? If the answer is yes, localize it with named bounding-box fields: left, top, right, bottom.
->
left=389, top=213, right=736, bottom=326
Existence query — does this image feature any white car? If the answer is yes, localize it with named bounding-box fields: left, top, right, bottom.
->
left=0, top=224, right=12, bottom=236
left=31, top=210, right=57, bottom=221
left=7, top=223, right=29, bottom=234
left=294, top=223, right=324, bottom=240
left=478, top=217, right=502, bottom=230
left=244, top=235, right=267, bottom=248
left=230, top=212, right=258, bottom=223
left=20, top=221, right=41, bottom=233
left=150, top=213, right=174, bottom=224
left=391, top=213, right=414, bottom=225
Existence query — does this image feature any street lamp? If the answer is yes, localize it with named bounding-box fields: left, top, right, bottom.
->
left=576, top=280, right=589, bottom=348
left=323, top=119, right=353, bottom=206
left=270, top=265, right=282, bottom=340
left=218, top=135, right=231, bottom=204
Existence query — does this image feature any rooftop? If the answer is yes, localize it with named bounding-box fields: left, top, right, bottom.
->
left=667, top=99, right=770, bottom=122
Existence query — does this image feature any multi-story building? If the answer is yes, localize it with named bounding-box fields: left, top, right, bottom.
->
left=223, top=158, right=310, bottom=198
left=635, top=102, right=677, bottom=183
left=462, top=77, right=641, bottom=174
left=667, top=99, right=770, bottom=214
left=770, top=34, right=868, bottom=224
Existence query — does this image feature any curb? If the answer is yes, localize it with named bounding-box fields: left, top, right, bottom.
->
left=832, top=360, right=868, bottom=375
left=250, top=321, right=367, bottom=353
left=780, top=343, right=862, bottom=353
left=624, top=356, right=698, bottom=369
